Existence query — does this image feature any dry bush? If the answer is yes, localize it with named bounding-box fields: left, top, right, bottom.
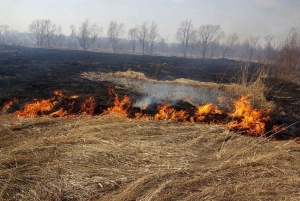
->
left=220, top=62, right=273, bottom=109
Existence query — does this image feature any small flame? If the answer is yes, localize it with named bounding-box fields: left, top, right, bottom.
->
left=1, top=98, right=18, bottom=112
left=103, top=89, right=131, bottom=118
left=194, top=103, right=222, bottom=122
left=17, top=99, right=57, bottom=118
left=81, top=96, right=96, bottom=115
left=226, top=95, right=270, bottom=136
left=154, top=102, right=189, bottom=122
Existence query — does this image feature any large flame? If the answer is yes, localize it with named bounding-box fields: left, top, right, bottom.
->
left=226, top=95, right=270, bottom=136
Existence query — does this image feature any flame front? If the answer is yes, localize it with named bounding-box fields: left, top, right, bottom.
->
left=9, top=89, right=273, bottom=136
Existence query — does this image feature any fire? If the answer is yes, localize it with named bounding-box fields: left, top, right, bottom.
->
left=81, top=96, right=96, bottom=115
left=103, top=89, right=131, bottom=118
left=226, top=95, right=270, bottom=136
left=194, top=103, right=222, bottom=122
left=16, top=90, right=76, bottom=118
left=10, top=89, right=274, bottom=137
left=154, top=102, right=189, bottom=122
left=1, top=98, right=18, bottom=112
left=17, top=99, right=57, bottom=118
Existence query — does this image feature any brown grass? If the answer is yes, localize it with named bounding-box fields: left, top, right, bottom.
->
left=1, top=114, right=299, bottom=200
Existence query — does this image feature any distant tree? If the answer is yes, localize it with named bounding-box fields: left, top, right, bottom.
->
left=28, top=19, right=57, bottom=48
left=147, top=21, right=159, bottom=55
left=128, top=27, right=137, bottom=53
left=264, top=35, right=275, bottom=61
left=43, top=20, right=56, bottom=48
left=243, top=36, right=260, bottom=61
left=175, top=19, right=196, bottom=58
left=28, top=20, right=46, bottom=46
left=71, top=19, right=99, bottom=50
left=0, top=25, right=9, bottom=45
left=222, top=33, right=239, bottom=58
left=196, top=24, right=224, bottom=58
left=107, top=21, right=124, bottom=52
left=275, top=26, right=300, bottom=82
left=53, top=25, right=65, bottom=49
left=137, top=22, right=149, bottom=55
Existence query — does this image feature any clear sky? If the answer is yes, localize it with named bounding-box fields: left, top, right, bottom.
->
left=1, top=0, right=300, bottom=42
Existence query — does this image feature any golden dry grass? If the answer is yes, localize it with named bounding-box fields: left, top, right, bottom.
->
left=0, top=114, right=299, bottom=200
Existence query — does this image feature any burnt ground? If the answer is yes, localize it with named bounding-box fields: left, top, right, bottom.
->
left=0, top=45, right=299, bottom=138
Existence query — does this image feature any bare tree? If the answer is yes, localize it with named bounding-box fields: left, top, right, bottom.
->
left=175, top=19, right=196, bottom=58
left=0, top=25, right=9, bottom=45
left=222, top=33, right=239, bottom=58
left=243, top=36, right=260, bottom=61
left=29, top=20, right=46, bottom=46
left=196, top=24, right=224, bottom=58
left=43, top=20, right=56, bottom=48
left=147, top=21, right=159, bottom=55
left=71, top=19, right=99, bottom=51
left=264, top=35, right=275, bottom=61
left=128, top=27, right=137, bottom=53
left=276, top=26, right=300, bottom=82
left=107, top=21, right=124, bottom=52
left=137, top=22, right=148, bottom=55
left=53, top=25, right=65, bottom=49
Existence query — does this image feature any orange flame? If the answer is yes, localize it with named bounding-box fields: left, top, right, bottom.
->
left=81, top=96, right=96, bottom=115
left=17, top=90, right=74, bottom=118
left=13, top=89, right=274, bottom=137
left=154, top=102, right=189, bottom=122
left=1, top=98, right=18, bottom=112
left=226, top=95, right=270, bottom=136
left=103, top=89, right=131, bottom=118
left=194, top=103, right=222, bottom=122
left=17, top=99, right=57, bottom=118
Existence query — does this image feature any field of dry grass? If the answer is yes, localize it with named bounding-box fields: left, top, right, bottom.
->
left=1, top=114, right=299, bottom=200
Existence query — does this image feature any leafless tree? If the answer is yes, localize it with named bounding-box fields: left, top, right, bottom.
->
left=71, top=19, right=99, bottom=50
left=137, top=22, right=149, bottom=55
left=53, top=25, right=65, bottom=49
left=264, top=35, right=275, bottom=61
left=43, top=20, right=56, bottom=48
left=147, top=21, right=159, bottom=55
left=175, top=19, right=196, bottom=58
left=107, top=21, right=124, bottom=52
left=243, top=36, right=260, bottom=61
left=222, top=33, right=239, bottom=58
left=196, top=24, right=224, bottom=58
left=276, top=26, right=300, bottom=82
left=29, top=20, right=46, bottom=46
left=128, top=27, right=137, bottom=53
left=0, top=25, right=9, bottom=45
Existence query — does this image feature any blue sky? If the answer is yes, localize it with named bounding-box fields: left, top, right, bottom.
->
left=0, top=0, right=299, bottom=42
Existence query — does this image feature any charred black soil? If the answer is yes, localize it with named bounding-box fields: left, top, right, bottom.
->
left=0, top=45, right=299, bottom=138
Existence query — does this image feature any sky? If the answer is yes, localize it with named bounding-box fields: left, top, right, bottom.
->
left=1, top=0, right=300, bottom=42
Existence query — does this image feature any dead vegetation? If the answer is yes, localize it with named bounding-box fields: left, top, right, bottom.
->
left=0, top=114, right=299, bottom=200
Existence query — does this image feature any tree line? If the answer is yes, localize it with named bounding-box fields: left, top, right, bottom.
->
left=0, top=19, right=299, bottom=82
left=0, top=19, right=275, bottom=59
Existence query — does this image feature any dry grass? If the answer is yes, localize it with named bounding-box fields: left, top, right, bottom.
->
left=1, top=114, right=299, bottom=200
